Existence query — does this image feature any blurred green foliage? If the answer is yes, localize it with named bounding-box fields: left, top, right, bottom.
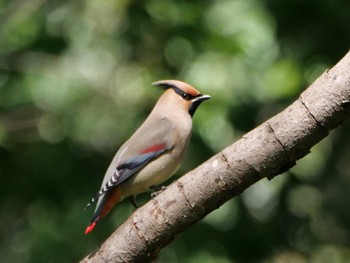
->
left=1, top=0, right=350, bottom=262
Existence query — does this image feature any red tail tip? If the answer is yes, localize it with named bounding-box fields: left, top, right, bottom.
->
left=85, top=222, right=96, bottom=234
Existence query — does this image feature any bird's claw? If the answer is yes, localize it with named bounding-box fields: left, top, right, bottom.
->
left=150, top=185, right=167, bottom=198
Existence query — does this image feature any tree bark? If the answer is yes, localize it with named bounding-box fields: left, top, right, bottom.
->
left=81, top=50, right=350, bottom=263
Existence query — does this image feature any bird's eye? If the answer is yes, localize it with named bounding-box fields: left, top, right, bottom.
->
left=181, top=93, right=191, bottom=100
left=172, top=86, right=193, bottom=100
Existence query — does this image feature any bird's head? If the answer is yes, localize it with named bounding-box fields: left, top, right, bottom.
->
left=153, top=80, right=211, bottom=117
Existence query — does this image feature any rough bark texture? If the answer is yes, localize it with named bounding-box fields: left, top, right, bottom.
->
left=81, top=50, right=350, bottom=263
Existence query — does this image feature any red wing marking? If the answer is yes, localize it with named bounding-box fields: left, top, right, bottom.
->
left=140, top=143, right=167, bottom=154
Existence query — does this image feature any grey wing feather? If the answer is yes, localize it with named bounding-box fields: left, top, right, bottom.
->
left=85, top=117, right=175, bottom=210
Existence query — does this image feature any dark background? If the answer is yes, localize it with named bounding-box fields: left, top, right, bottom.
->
left=1, top=0, right=350, bottom=262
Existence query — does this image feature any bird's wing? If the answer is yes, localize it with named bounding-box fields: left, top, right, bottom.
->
left=85, top=117, right=174, bottom=210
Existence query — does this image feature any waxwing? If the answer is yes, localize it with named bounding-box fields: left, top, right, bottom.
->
left=85, top=80, right=210, bottom=233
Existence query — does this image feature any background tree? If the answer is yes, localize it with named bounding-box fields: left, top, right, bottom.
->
left=1, top=0, right=350, bottom=262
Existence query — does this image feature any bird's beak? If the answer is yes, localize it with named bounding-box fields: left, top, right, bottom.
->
left=189, top=94, right=211, bottom=116
left=193, top=94, right=211, bottom=103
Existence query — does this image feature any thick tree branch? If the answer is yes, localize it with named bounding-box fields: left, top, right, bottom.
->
left=81, top=50, right=350, bottom=263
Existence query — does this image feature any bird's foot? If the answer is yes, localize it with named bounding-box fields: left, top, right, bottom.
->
left=150, top=185, right=167, bottom=198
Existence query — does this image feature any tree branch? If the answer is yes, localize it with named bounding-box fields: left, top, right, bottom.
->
left=81, top=50, right=350, bottom=263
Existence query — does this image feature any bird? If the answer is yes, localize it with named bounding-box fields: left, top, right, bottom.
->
left=84, top=80, right=210, bottom=234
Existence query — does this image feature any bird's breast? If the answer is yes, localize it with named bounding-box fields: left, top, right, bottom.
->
left=120, top=132, right=191, bottom=198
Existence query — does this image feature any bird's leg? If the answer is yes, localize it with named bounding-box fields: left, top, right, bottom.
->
left=128, top=195, right=139, bottom=209
left=150, top=185, right=167, bottom=198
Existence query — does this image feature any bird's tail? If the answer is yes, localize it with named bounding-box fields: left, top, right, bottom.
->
left=85, top=186, right=123, bottom=234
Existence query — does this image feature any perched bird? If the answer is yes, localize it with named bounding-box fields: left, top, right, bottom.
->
left=84, top=80, right=210, bottom=234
